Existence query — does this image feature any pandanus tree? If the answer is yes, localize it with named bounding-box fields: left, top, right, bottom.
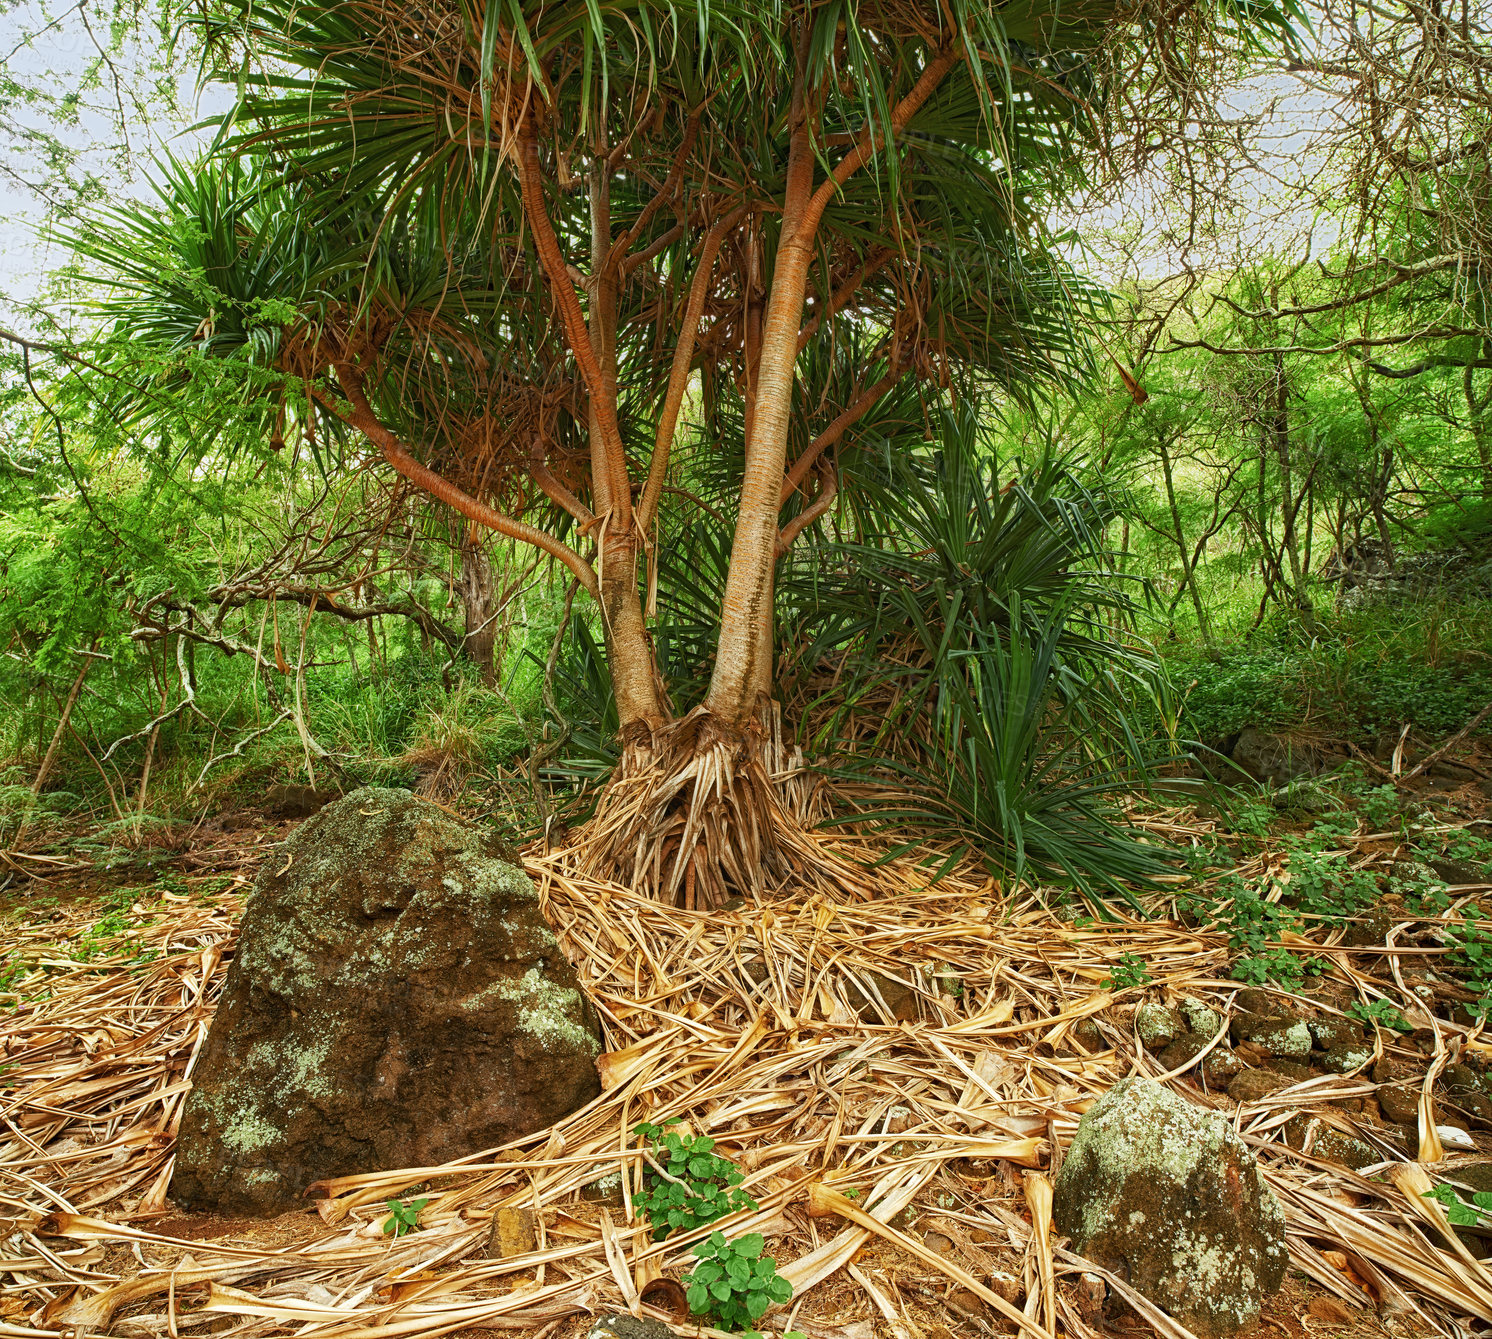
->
left=71, top=0, right=1290, bottom=903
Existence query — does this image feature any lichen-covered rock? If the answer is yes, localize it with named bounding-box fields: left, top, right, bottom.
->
left=1283, top=1116, right=1379, bottom=1171
left=1231, top=1013, right=1312, bottom=1060
left=1308, top=1017, right=1363, bottom=1051
left=1136, top=1004, right=1185, bottom=1052
left=1318, top=1042, right=1374, bottom=1075
left=1259, top=1057, right=1314, bottom=1082
left=1180, top=996, right=1223, bottom=1038
left=586, top=1316, right=677, bottom=1339
left=170, top=788, right=602, bottom=1215
left=1158, top=1033, right=1210, bottom=1072
left=1053, top=1078, right=1287, bottom=1339
left=1202, top=1047, right=1245, bottom=1088
left=1377, top=1085, right=1421, bottom=1127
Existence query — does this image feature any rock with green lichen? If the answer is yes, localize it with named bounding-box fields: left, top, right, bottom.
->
left=1053, top=1077, right=1286, bottom=1339
left=1135, top=1004, right=1184, bottom=1052
left=170, top=787, right=602, bottom=1216
left=1230, top=1012, right=1312, bottom=1060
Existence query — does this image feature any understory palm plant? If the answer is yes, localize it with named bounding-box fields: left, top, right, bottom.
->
left=779, top=405, right=1173, bottom=895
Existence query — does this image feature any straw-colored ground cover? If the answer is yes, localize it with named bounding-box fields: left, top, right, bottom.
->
left=0, top=812, right=1486, bottom=1339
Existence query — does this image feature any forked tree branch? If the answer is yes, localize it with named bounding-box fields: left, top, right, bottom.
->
left=609, top=110, right=703, bottom=270
left=529, top=434, right=595, bottom=525
left=776, top=461, right=838, bottom=557
left=516, top=131, right=634, bottom=524
left=638, top=203, right=751, bottom=530
left=794, top=43, right=965, bottom=244
left=797, top=246, right=894, bottom=350
left=780, top=351, right=912, bottom=503
left=324, top=364, right=600, bottom=599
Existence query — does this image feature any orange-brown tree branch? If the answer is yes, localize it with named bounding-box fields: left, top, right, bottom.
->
left=797, top=246, right=894, bottom=351
left=776, top=461, right=837, bottom=557
left=707, top=40, right=964, bottom=721
left=638, top=203, right=751, bottom=531
left=324, top=364, right=599, bottom=600
left=517, top=131, right=633, bottom=525
left=779, top=352, right=912, bottom=504
left=529, top=435, right=595, bottom=525
left=797, top=43, right=964, bottom=242
left=609, top=109, right=703, bottom=271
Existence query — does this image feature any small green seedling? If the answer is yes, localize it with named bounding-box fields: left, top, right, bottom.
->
left=383, top=1197, right=429, bottom=1237
left=1348, top=999, right=1412, bottom=1032
left=1426, top=1182, right=1492, bottom=1226
left=1104, top=953, right=1151, bottom=991
left=633, top=1121, right=757, bottom=1241
left=684, top=1231, right=793, bottom=1330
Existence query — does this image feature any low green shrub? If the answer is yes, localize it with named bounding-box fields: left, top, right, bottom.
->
left=683, top=1231, right=792, bottom=1330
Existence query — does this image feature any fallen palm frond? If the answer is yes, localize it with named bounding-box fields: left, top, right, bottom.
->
left=0, top=815, right=1485, bottom=1339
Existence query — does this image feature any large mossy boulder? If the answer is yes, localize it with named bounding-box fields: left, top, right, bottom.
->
left=1053, top=1078, right=1286, bottom=1338
left=170, top=787, right=602, bottom=1215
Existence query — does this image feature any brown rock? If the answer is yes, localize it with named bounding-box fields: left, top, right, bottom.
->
left=1071, top=1017, right=1105, bottom=1052
left=1235, top=988, right=1277, bottom=1015
left=1229, top=1068, right=1292, bottom=1104
left=947, top=1288, right=990, bottom=1319
left=1260, top=1057, right=1314, bottom=1082
left=1378, top=1085, right=1422, bottom=1127
left=1342, top=906, right=1394, bottom=948
left=1443, top=1062, right=1486, bottom=1095
left=1231, top=1013, right=1313, bottom=1059
left=1202, top=1048, right=1245, bottom=1087
left=1371, top=1055, right=1405, bottom=1085
left=169, top=788, right=602, bottom=1216
left=1053, top=1078, right=1286, bottom=1338
left=1158, top=1033, right=1210, bottom=1071
left=1282, top=1116, right=1379, bottom=1171
left=845, top=970, right=921, bottom=1022
left=1450, top=1090, right=1492, bottom=1123
left=1452, top=1162, right=1492, bottom=1195
left=1318, top=1042, right=1374, bottom=1074
left=491, top=1207, right=536, bottom=1257
left=1308, top=1017, right=1364, bottom=1051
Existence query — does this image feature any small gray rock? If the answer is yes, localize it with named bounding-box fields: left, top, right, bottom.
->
left=1378, top=1085, right=1421, bottom=1127
left=1158, top=1033, right=1210, bottom=1072
left=1318, top=1043, right=1374, bottom=1074
left=1181, top=995, right=1224, bottom=1037
left=1231, top=1013, right=1312, bottom=1060
left=1202, top=1048, right=1245, bottom=1087
left=1229, top=1068, right=1292, bottom=1104
left=587, top=1316, right=678, bottom=1339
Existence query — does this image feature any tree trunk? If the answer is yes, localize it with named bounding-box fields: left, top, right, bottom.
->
left=1157, top=433, right=1210, bottom=641
left=706, top=113, right=819, bottom=726
left=31, top=643, right=98, bottom=797
left=457, top=538, right=499, bottom=686
left=589, top=138, right=663, bottom=734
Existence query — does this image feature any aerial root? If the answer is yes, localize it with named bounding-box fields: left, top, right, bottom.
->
left=571, top=701, right=865, bottom=907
